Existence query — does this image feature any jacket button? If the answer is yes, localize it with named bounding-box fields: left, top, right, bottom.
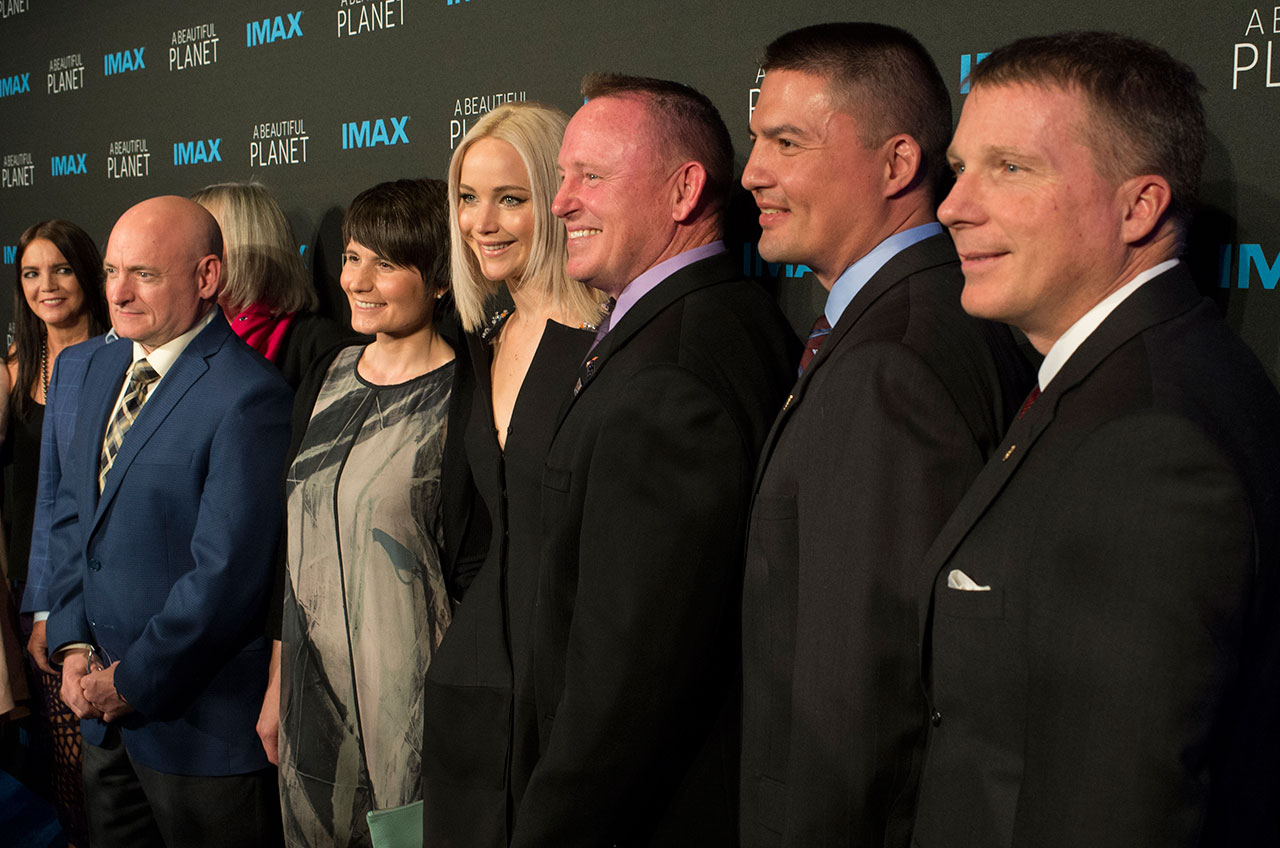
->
left=931, top=710, right=942, bottom=727
left=88, top=557, right=102, bottom=572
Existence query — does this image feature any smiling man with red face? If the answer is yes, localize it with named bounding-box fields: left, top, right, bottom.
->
left=913, top=32, right=1280, bottom=848
left=507, top=73, right=795, bottom=847
left=738, top=24, right=1033, bottom=848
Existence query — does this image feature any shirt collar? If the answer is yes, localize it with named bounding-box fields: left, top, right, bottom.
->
left=131, top=306, right=217, bottom=378
left=824, top=222, right=943, bottom=326
left=609, top=241, right=726, bottom=329
left=1038, top=258, right=1180, bottom=390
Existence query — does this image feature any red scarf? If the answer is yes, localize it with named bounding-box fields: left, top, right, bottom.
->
left=229, top=303, right=295, bottom=363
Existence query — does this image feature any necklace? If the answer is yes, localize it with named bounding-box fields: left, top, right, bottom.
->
left=40, top=333, right=49, bottom=403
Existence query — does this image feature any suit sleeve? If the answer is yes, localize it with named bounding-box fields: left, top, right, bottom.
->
left=112, top=380, right=291, bottom=720
left=1013, top=412, right=1263, bottom=846
left=511, top=364, right=752, bottom=847
left=46, top=366, right=95, bottom=652
left=20, top=358, right=65, bottom=614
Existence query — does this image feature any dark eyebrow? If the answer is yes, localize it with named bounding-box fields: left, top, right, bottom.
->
left=757, top=123, right=808, bottom=140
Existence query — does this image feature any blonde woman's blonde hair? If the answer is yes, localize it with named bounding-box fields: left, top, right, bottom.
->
left=192, top=181, right=316, bottom=314
left=447, top=102, right=606, bottom=332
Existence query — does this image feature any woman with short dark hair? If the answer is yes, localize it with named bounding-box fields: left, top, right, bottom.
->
left=263, top=179, right=456, bottom=848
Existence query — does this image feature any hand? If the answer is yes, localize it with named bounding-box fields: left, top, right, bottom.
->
left=257, top=688, right=280, bottom=765
left=27, top=619, right=54, bottom=674
left=60, top=651, right=104, bottom=719
left=81, top=660, right=134, bottom=722
left=257, top=640, right=282, bottom=765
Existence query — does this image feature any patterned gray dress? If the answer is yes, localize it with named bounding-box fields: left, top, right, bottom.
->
left=279, top=346, right=453, bottom=848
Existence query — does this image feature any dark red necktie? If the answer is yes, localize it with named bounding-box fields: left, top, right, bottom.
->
left=798, top=314, right=832, bottom=374
left=1016, top=385, right=1042, bottom=420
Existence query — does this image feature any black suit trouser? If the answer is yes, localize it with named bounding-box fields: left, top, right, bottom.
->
left=82, top=726, right=283, bottom=848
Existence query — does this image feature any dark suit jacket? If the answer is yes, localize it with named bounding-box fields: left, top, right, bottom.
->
left=47, top=312, right=292, bottom=776
left=740, top=233, right=1032, bottom=847
left=507, top=251, right=795, bottom=847
left=913, top=265, right=1280, bottom=848
left=21, top=333, right=110, bottom=613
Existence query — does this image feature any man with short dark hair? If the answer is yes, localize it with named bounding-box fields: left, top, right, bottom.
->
left=739, top=22, right=1032, bottom=847
left=47, top=195, right=291, bottom=847
left=504, top=74, right=794, bottom=846
left=914, top=31, right=1280, bottom=847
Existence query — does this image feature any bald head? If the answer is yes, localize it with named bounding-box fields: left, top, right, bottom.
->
left=104, top=195, right=224, bottom=351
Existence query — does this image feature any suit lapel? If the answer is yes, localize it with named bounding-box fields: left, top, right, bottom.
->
left=91, top=315, right=227, bottom=533
left=76, top=342, right=132, bottom=512
left=752, top=234, right=960, bottom=491
left=552, top=252, right=741, bottom=433
left=916, top=266, right=1207, bottom=646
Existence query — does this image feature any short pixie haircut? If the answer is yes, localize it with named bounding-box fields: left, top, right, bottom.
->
left=343, top=178, right=451, bottom=300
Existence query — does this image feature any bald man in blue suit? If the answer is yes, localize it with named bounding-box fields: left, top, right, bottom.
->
left=46, top=196, right=291, bottom=848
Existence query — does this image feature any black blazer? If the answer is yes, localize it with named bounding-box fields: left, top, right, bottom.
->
left=508, top=251, right=795, bottom=847
left=423, top=317, right=593, bottom=848
left=739, top=233, right=1033, bottom=847
left=913, top=266, right=1280, bottom=848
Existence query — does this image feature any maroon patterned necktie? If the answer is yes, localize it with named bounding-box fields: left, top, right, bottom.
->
left=1016, top=385, right=1042, bottom=420
left=798, top=314, right=832, bottom=374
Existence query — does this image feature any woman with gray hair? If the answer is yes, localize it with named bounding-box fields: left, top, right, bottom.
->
left=193, top=181, right=348, bottom=388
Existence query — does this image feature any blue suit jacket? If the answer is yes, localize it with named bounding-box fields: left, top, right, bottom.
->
left=21, top=333, right=111, bottom=614
left=46, top=312, right=291, bottom=777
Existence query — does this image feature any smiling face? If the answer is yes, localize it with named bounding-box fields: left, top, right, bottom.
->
left=20, top=238, right=87, bottom=329
left=743, top=69, right=889, bottom=289
left=103, top=197, right=221, bottom=352
left=340, top=239, right=434, bottom=338
left=940, top=82, right=1129, bottom=352
left=552, top=95, right=678, bottom=297
left=457, top=137, right=536, bottom=287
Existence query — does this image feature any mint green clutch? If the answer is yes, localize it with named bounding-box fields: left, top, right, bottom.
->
left=366, top=800, right=423, bottom=848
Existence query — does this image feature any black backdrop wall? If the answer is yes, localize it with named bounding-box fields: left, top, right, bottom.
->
left=2, top=0, right=1277, bottom=380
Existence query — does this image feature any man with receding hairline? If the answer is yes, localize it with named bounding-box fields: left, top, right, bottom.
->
left=490, top=74, right=794, bottom=846
left=913, top=32, right=1280, bottom=847
left=46, top=195, right=290, bottom=847
left=738, top=22, right=1032, bottom=848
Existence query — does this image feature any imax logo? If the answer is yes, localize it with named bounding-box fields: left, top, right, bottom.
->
left=173, top=138, right=222, bottom=165
left=3, top=246, right=16, bottom=264
left=959, top=52, right=991, bottom=94
left=104, top=48, right=145, bottom=75
left=743, top=244, right=812, bottom=280
left=1221, top=244, right=1280, bottom=290
left=247, top=12, right=303, bottom=46
left=50, top=154, right=87, bottom=176
left=341, top=116, right=409, bottom=150
left=0, top=73, right=31, bottom=97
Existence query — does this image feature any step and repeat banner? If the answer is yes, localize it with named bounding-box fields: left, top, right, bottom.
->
left=1, top=0, right=1277, bottom=379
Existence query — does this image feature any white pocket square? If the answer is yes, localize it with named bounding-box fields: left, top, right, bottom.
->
left=947, top=569, right=992, bottom=592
